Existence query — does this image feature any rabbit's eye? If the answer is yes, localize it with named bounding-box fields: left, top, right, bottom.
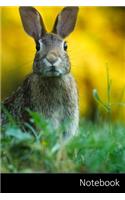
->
left=36, top=42, right=40, bottom=51
left=64, top=42, right=68, bottom=51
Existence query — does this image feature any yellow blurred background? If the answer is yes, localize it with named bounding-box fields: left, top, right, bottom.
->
left=1, top=7, right=125, bottom=122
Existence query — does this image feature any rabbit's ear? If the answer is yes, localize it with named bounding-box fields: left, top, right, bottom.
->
left=19, top=7, right=46, bottom=41
left=52, top=7, right=79, bottom=38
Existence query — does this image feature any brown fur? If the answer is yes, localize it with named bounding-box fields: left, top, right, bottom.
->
left=2, top=7, right=79, bottom=138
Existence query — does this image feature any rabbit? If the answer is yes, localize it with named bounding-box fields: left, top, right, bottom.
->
left=1, top=6, right=79, bottom=139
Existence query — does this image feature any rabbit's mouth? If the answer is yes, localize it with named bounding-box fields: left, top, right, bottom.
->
left=45, top=67, right=62, bottom=77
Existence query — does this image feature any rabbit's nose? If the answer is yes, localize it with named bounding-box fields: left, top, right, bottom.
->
left=46, top=52, right=58, bottom=64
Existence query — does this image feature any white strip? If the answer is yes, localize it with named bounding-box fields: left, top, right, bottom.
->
left=54, top=58, right=62, bottom=67
left=1, top=193, right=125, bottom=200
left=0, top=0, right=125, bottom=6
left=43, top=58, right=52, bottom=67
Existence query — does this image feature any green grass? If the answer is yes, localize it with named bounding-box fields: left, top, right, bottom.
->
left=1, top=66, right=125, bottom=173
left=1, top=115, right=125, bottom=173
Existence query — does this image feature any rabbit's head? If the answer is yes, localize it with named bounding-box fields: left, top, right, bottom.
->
left=19, top=6, right=79, bottom=77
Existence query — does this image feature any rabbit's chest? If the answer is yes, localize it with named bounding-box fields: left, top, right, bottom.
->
left=31, top=84, right=65, bottom=125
